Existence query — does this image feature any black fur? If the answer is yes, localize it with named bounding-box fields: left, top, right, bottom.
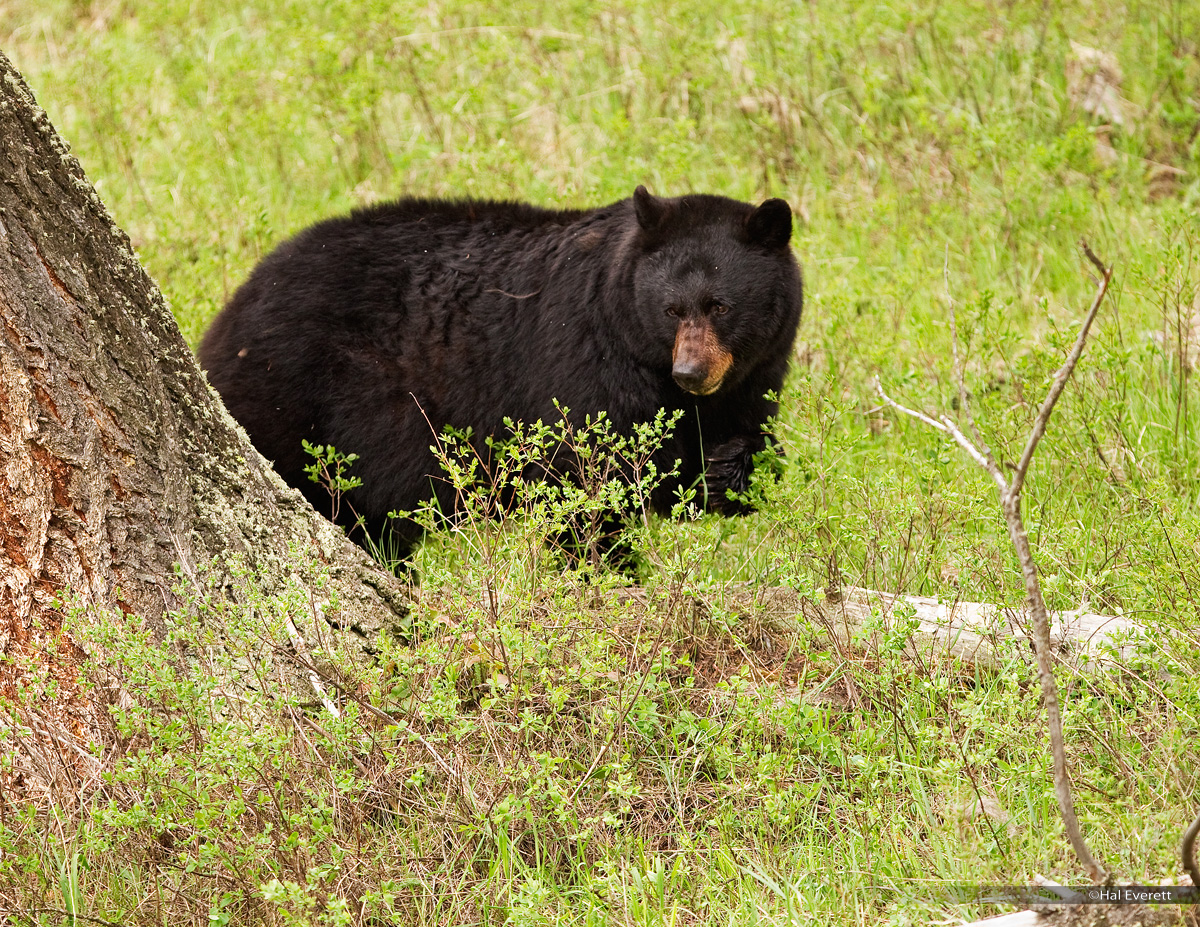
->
left=199, top=187, right=803, bottom=557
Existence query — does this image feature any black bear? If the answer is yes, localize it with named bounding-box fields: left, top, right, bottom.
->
left=199, top=186, right=803, bottom=561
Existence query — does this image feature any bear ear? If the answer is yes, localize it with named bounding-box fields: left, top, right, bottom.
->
left=633, top=185, right=670, bottom=234
left=744, top=198, right=793, bottom=250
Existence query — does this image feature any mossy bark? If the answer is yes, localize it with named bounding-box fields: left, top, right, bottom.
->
left=0, top=53, right=409, bottom=729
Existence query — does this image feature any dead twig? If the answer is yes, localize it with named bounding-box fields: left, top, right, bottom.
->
left=876, top=240, right=1114, bottom=884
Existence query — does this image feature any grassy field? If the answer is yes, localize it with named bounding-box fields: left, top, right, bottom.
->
left=2, top=1, right=1199, bottom=924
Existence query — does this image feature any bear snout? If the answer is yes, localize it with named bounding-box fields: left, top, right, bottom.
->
left=672, top=320, right=733, bottom=396
left=672, top=359, right=711, bottom=394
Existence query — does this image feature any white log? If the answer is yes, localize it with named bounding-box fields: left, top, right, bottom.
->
left=715, top=585, right=1142, bottom=673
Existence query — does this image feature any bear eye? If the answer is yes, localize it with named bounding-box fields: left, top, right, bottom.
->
left=713, top=303, right=729, bottom=315
left=665, top=306, right=683, bottom=318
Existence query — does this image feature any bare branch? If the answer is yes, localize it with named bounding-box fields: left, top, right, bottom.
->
left=1010, top=242, right=1114, bottom=497
left=1080, top=239, right=1110, bottom=280
left=1183, top=807, right=1200, bottom=889
left=938, top=414, right=1008, bottom=491
left=875, top=377, right=1002, bottom=488
left=1001, top=481, right=1107, bottom=884
left=877, top=247, right=1115, bottom=885
left=874, top=376, right=951, bottom=434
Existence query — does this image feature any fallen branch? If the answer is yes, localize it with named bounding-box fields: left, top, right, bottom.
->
left=709, top=584, right=1145, bottom=673
left=816, top=586, right=1140, bottom=671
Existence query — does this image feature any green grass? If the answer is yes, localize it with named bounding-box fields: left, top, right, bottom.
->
left=2, top=0, right=1199, bottom=924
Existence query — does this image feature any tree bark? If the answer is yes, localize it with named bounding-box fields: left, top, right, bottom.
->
left=0, top=54, right=408, bottom=769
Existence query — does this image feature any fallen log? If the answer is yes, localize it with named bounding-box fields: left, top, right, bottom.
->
left=715, top=584, right=1143, bottom=674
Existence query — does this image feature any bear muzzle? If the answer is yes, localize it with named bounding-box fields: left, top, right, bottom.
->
left=672, top=321, right=733, bottom=396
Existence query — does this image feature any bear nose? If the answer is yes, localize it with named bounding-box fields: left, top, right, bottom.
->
left=672, top=361, right=708, bottom=393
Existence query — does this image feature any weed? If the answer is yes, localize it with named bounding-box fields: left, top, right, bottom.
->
left=303, top=440, right=363, bottom=524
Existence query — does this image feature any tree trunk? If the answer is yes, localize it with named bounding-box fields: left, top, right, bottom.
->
left=0, top=54, right=408, bottom=779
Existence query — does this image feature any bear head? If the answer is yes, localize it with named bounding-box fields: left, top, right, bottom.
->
left=629, top=185, right=799, bottom=397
